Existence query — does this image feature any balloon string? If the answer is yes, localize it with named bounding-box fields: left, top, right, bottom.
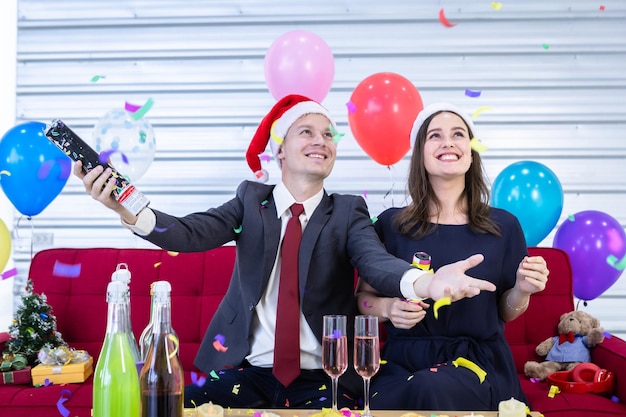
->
left=382, top=165, right=395, bottom=209
left=14, top=215, right=36, bottom=260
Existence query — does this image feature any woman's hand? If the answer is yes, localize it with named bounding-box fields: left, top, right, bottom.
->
left=382, top=298, right=430, bottom=329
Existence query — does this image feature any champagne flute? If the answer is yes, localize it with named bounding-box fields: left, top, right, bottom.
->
left=354, top=315, right=380, bottom=417
left=322, top=315, right=348, bottom=411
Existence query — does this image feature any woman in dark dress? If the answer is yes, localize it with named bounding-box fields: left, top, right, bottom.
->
left=356, top=102, right=549, bottom=411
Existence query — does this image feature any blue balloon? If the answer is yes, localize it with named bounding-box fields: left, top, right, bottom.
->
left=491, top=161, right=563, bottom=246
left=0, top=121, right=70, bottom=216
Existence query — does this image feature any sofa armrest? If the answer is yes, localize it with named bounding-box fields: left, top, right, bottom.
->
left=0, top=331, right=9, bottom=354
left=592, top=335, right=626, bottom=402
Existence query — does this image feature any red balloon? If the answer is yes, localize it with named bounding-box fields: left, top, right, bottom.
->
left=347, top=72, right=423, bottom=166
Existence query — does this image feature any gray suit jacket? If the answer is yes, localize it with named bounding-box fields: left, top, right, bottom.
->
left=142, top=180, right=412, bottom=392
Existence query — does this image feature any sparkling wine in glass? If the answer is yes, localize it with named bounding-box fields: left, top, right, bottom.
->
left=322, top=315, right=348, bottom=411
left=354, top=315, right=380, bottom=417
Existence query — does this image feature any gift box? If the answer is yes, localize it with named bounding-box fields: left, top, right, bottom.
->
left=31, top=356, right=93, bottom=385
left=0, top=366, right=32, bottom=385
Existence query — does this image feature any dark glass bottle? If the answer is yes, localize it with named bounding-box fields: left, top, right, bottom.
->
left=139, top=281, right=184, bottom=417
left=139, top=281, right=178, bottom=361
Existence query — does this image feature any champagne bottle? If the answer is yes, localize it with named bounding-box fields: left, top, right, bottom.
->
left=111, top=263, right=141, bottom=364
left=139, top=282, right=178, bottom=361
left=44, top=119, right=149, bottom=216
left=93, top=280, right=141, bottom=417
left=139, top=281, right=184, bottom=417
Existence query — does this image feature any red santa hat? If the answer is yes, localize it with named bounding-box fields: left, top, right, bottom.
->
left=245, top=94, right=335, bottom=183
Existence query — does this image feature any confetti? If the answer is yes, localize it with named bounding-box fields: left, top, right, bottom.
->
left=471, top=106, right=493, bottom=120
left=603, top=331, right=612, bottom=339
left=548, top=384, right=560, bottom=398
left=599, top=5, right=605, bottom=11
left=90, top=75, right=106, bottom=82
left=530, top=377, right=540, bottom=383
left=214, top=334, right=226, bottom=345
left=363, top=190, right=368, bottom=199
left=1, top=267, right=18, bottom=280
left=125, top=101, right=142, bottom=112
left=319, top=384, right=327, bottom=390
left=607, top=254, right=626, bottom=271
left=464, top=89, right=482, bottom=98
left=209, top=370, right=220, bottom=380
left=433, top=297, right=451, bottom=319
left=154, top=262, right=162, bottom=268
left=438, top=8, right=456, bottom=28
left=259, top=153, right=271, bottom=162
left=44, top=378, right=52, bottom=386
left=56, top=389, right=72, bottom=417
left=370, top=216, right=378, bottom=224
left=167, top=251, right=179, bottom=256
left=232, top=383, right=240, bottom=394
left=329, top=123, right=345, bottom=144
left=568, top=214, right=575, bottom=221
left=191, top=371, right=206, bottom=387
left=213, top=340, right=228, bottom=352
left=319, top=397, right=327, bottom=401
left=346, top=101, right=357, bottom=114
left=52, top=261, right=81, bottom=278
left=407, top=375, right=414, bottom=381
left=260, top=199, right=269, bottom=209
left=452, top=357, right=486, bottom=383
left=154, top=223, right=174, bottom=233
left=99, top=149, right=129, bottom=165
left=542, top=43, right=550, bottom=50
left=129, top=97, right=155, bottom=121
left=470, top=137, right=488, bottom=153
left=362, top=300, right=372, bottom=308
left=0, top=170, right=10, bottom=177
left=233, top=225, right=243, bottom=234
left=380, top=359, right=387, bottom=365
left=491, top=2, right=503, bottom=10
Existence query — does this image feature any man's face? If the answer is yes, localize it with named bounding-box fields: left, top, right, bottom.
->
left=276, top=113, right=337, bottom=182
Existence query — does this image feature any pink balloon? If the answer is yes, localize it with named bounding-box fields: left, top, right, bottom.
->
left=264, top=30, right=335, bottom=102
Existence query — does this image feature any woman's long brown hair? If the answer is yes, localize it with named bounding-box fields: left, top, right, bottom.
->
left=395, top=110, right=501, bottom=239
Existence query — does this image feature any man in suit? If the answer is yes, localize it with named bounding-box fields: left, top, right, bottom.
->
left=75, top=94, right=495, bottom=409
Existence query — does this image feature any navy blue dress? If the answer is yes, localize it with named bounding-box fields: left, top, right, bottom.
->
left=369, top=207, right=528, bottom=410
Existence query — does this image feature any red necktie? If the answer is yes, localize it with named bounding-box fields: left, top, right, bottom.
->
left=273, top=203, right=304, bottom=387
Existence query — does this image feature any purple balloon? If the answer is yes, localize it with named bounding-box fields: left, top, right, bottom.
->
left=553, top=210, right=626, bottom=301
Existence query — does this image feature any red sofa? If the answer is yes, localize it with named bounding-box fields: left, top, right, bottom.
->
left=1, top=246, right=626, bottom=416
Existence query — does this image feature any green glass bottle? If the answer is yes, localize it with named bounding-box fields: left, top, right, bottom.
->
left=93, top=280, right=141, bottom=417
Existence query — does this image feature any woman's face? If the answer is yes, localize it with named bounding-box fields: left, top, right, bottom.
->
left=422, top=111, right=472, bottom=180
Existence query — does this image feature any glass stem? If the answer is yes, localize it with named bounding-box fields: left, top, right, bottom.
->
left=363, top=377, right=371, bottom=416
left=331, top=376, right=339, bottom=411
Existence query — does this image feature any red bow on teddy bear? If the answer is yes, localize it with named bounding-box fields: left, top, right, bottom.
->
left=559, top=331, right=576, bottom=344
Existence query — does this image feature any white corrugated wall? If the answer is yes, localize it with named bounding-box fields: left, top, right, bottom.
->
left=5, top=0, right=626, bottom=337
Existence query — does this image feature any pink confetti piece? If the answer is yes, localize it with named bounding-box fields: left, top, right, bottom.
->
left=465, top=89, right=481, bottom=98
left=52, top=261, right=81, bottom=278
left=259, top=153, right=271, bottom=162
left=530, top=377, right=540, bottom=383
left=98, top=149, right=129, bottom=165
left=1, top=267, right=18, bottom=280
left=213, top=340, right=228, bottom=352
left=363, top=190, right=368, bottom=199
left=346, top=101, right=357, bottom=114
left=125, top=101, right=142, bottom=112
left=438, top=8, right=456, bottom=27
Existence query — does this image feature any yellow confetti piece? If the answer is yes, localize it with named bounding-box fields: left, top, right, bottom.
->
left=491, top=2, right=502, bottom=10
left=470, top=137, right=488, bottom=153
left=0, top=170, right=11, bottom=177
left=433, top=297, right=451, bottom=319
left=246, top=408, right=254, bottom=414
left=319, top=384, right=327, bottom=390
left=472, top=106, right=493, bottom=120
left=452, top=357, right=486, bottom=383
left=167, top=251, right=179, bottom=256
left=407, top=375, right=414, bottom=381
left=380, top=359, right=387, bottom=365
left=154, top=262, right=162, bottom=268
left=548, top=384, right=560, bottom=398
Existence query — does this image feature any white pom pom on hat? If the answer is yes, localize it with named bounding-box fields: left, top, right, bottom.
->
left=245, top=94, right=336, bottom=183
left=409, top=102, right=476, bottom=148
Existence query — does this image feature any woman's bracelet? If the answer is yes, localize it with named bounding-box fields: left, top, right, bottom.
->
left=506, top=292, right=529, bottom=311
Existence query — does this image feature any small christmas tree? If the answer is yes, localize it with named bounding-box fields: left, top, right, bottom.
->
left=3, top=279, right=66, bottom=366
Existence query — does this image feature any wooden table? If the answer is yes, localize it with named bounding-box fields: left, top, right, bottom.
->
left=184, top=408, right=542, bottom=417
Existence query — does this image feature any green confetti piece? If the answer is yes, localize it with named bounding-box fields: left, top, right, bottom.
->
left=370, top=216, right=378, bottom=223
left=130, top=97, right=154, bottom=121
left=607, top=254, right=626, bottom=271
left=90, top=75, right=106, bottom=82
left=139, top=131, right=147, bottom=143
left=233, top=225, right=242, bottom=234
left=209, top=370, right=220, bottom=380
left=542, top=43, right=550, bottom=50
left=568, top=214, right=575, bottom=221
left=329, top=123, right=345, bottom=144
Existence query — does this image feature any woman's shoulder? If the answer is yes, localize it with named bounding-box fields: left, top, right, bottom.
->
left=377, top=207, right=404, bottom=222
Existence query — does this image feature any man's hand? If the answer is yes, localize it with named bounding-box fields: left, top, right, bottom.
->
left=414, top=254, right=496, bottom=301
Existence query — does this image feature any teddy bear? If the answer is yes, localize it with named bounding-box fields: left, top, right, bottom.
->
left=524, top=310, right=605, bottom=381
